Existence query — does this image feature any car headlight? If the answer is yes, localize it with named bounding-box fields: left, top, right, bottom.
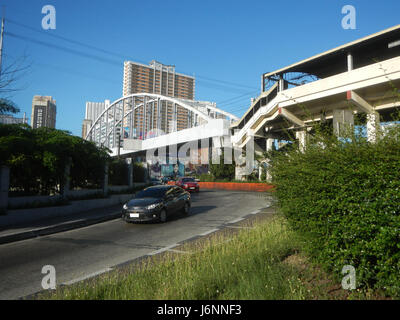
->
left=123, top=203, right=128, bottom=210
left=147, top=203, right=161, bottom=210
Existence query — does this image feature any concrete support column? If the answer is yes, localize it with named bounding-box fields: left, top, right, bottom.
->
left=333, top=109, right=354, bottom=138
left=103, top=163, right=109, bottom=197
left=60, top=159, right=71, bottom=201
left=235, top=166, right=246, bottom=181
left=265, top=138, right=274, bottom=182
left=347, top=52, right=353, bottom=71
left=211, top=136, right=222, bottom=165
left=266, top=138, right=274, bottom=152
left=366, top=112, right=380, bottom=143
left=278, top=75, right=284, bottom=92
left=126, top=158, right=133, bottom=187
left=0, top=166, right=10, bottom=215
left=296, top=130, right=307, bottom=152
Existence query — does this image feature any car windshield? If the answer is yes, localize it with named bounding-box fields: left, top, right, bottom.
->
left=182, top=178, right=195, bottom=182
left=136, top=188, right=168, bottom=198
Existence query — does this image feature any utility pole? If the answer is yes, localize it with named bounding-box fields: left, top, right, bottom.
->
left=0, top=15, right=5, bottom=78
left=117, top=133, right=121, bottom=158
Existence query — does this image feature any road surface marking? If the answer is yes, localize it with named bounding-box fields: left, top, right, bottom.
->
left=199, top=229, right=219, bottom=236
left=229, top=217, right=244, bottom=224
left=63, top=267, right=113, bottom=285
left=225, top=225, right=253, bottom=229
left=148, top=244, right=178, bottom=256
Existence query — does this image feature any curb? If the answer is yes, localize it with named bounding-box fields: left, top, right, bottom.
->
left=0, top=212, right=122, bottom=245
left=22, top=206, right=275, bottom=300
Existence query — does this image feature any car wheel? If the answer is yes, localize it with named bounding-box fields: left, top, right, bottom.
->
left=183, top=201, right=191, bottom=215
left=160, top=209, right=167, bottom=223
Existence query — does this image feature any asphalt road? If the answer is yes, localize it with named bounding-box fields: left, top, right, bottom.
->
left=0, top=190, right=273, bottom=300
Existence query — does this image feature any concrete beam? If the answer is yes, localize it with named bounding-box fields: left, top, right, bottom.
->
left=278, top=107, right=305, bottom=127
left=347, top=90, right=374, bottom=113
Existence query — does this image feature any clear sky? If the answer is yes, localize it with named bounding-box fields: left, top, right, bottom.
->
left=1, top=0, right=399, bottom=136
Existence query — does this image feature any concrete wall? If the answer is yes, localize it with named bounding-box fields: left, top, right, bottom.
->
left=7, top=183, right=147, bottom=209
left=0, top=194, right=134, bottom=229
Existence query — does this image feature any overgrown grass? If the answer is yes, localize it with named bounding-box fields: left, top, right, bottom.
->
left=38, top=216, right=314, bottom=300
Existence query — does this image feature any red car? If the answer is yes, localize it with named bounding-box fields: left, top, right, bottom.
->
left=176, top=177, right=200, bottom=192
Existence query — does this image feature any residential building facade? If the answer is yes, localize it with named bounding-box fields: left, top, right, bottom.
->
left=0, top=113, right=28, bottom=125
left=123, top=60, right=196, bottom=134
left=82, top=99, right=110, bottom=138
left=31, top=96, right=56, bottom=129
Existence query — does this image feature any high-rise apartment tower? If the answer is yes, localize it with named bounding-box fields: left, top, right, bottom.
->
left=31, top=96, right=56, bottom=129
left=123, top=60, right=195, bottom=134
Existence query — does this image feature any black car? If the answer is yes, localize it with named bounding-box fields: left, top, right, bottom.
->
left=122, top=185, right=191, bottom=223
left=150, top=177, right=162, bottom=186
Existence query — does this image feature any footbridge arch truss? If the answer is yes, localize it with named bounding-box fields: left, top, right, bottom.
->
left=85, top=93, right=238, bottom=149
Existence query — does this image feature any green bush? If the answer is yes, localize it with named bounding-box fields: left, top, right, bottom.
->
left=132, top=162, right=146, bottom=182
left=109, top=159, right=129, bottom=186
left=209, top=151, right=235, bottom=181
left=270, top=124, right=400, bottom=297
left=199, top=173, right=215, bottom=182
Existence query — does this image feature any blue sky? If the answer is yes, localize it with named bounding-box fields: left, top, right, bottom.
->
left=2, top=0, right=400, bottom=136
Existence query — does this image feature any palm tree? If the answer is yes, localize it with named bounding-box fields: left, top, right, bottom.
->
left=0, top=98, right=19, bottom=115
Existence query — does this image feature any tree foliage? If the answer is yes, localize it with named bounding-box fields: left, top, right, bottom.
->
left=0, top=124, right=110, bottom=195
left=270, top=123, right=400, bottom=297
left=209, top=150, right=235, bottom=181
left=0, top=98, right=20, bottom=115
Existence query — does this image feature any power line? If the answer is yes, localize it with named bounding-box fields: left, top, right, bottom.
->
left=216, top=90, right=258, bottom=105
left=6, top=31, right=253, bottom=95
left=195, top=75, right=257, bottom=90
left=218, top=96, right=255, bottom=109
left=35, top=62, right=121, bottom=85
left=6, top=31, right=122, bottom=67
left=196, top=79, right=251, bottom=94
left=7, top=31, right=258, bottom=95
left=6, top=18, right=149, bottom=65
left=6, top=18, right=257, bottom=91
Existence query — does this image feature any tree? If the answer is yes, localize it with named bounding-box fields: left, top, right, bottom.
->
left=1, top=124, right=111, bottom=195
left=0, top=98, right=19, bottom=114
left=0, top=51, right=30, bottom=115
left=209, top=150, right=235, bottom=181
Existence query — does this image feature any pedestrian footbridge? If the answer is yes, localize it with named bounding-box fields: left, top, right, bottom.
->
left=85, top=25, right=400, bottom=179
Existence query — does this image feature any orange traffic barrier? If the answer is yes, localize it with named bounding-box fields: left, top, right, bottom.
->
left=164, top=180, right=274, bottom=192
left=198, top=182, right=274, bottom=192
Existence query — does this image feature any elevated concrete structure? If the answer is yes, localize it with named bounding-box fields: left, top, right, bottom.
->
left=232, top=24, right=400, bottom=179
left=85, top=25, right=400, bottom=181
left=85, top=94, right=238, bottom=167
